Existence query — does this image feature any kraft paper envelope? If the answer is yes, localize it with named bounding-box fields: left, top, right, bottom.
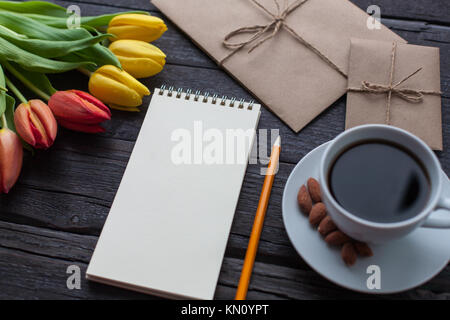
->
left=152, top=0, right=405, bottom=132
left=346, top=38, right=442, bottom=150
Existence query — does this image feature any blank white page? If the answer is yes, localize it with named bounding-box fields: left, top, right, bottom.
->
left=87, top=88, right=260, bottom=299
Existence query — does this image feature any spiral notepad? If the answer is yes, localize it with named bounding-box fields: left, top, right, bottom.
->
left=87, top=87, right=260, bottom=299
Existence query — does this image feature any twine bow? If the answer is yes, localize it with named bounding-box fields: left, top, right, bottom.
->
left=348, top=42, right=442, bottom=124
left=220, top=0, right=347, bottom=78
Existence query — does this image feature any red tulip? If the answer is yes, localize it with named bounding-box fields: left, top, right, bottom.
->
left=48, top=90, right=111, bottom=133
left=14, top=99, right=57, bottom=149
left=0, top=128, right=23, bottom=193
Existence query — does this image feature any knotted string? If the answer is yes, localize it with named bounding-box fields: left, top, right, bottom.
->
left=348, top=42, right=442, bottom=124
left=219, top=0, right=347, bottom=78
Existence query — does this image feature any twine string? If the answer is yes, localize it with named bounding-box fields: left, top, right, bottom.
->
left=220, top=0, right=347, bottom=78
left=347, top=42, right=442, bottom=124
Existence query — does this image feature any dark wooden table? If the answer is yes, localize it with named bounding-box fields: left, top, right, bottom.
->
left=0, top=0, right=449, bottom=300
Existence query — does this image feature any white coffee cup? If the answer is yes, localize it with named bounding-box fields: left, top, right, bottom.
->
left=319, top=124, right=450, bottom=244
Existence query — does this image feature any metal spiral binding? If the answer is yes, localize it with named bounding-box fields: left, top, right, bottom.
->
left=185, top=89, right=192, bottom=100
left=220, top=96, right=227, bottom=105
left=157, top=85, right=255, bottom=110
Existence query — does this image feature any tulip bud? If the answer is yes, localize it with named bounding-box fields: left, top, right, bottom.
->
left=107, top=14, right=167, bottom=43
left=109, top=40, right=166, bottom=78
left=88, top=65, right=150, bottom=110
left=48, top=90, right=111, bottom=133
left=0, top=128, right=23, bottom=193
left=14, top=99, right=57, bottom=149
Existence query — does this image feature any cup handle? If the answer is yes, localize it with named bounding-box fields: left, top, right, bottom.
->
left=422, top=196, right=450, bottom=228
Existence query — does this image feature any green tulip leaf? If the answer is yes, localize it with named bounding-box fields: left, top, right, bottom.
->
left=6, top=62, right=56, bottom=97
left=74, top=43, right=121, bottom=69
left=0, top=11, right=94, bottom=42
left=0, top=37, right=95, bottom=73
left=22, top=11, right=150, bottom=28
left=80, top=11, right=150, bottom=27
left=81, top=25, right=102, bottom=35
left=4, top=93, right=16, bottom=132
left=57, top=54, right=103, bottom=72
left=0, top=1, right=67, bottom=17
left=0, top=24, right=26, bottom=38
left=0, top=88, right=29, bottom=150
left=58, top=44, right=121, bottom=70
left=57, top=53, right=97, bottom=72
left=0, top=12, right=120, bottom=69
left=0, top=64, right=6, bottom=119
left=0, top=26, right=111, bottom=58
left=0, top=64, right=14, bottom=128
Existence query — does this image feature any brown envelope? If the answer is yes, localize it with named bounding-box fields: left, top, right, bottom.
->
left=346, top=38, right=442, bottom=150
left=152, top=0, right=405, bottom=132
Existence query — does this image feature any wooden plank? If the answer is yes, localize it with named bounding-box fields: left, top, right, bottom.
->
left=0, top=220, right=310, bottom=299
left=352, top=0, right=450, bottom=26
left=35, top=2, right=450, bottom=170
left=47, top=63, right=450, bottom=171
left=41, top=0, right=450, bottom=169
left=0, top=222, right=153, bottom=299
left=2, top=0, right=448, bottom=300
left=67, top=0, right=157, bottom=12
left=0, top=138, right=307, bottom=268
left=51, top=0, right=216, bottom=69
left=64, top=0, right=450, bottom=26
left=49, top=1, right=450, bottom=70
left=4, top=63, right=449, bottom=263
left=3, top=0, right=449, bottom=274
left=0, top=130, right=448, bottom=275
left=0, top=221, right=448, bottom=299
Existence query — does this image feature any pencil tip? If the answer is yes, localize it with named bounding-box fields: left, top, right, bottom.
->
left=274, top=136, right=281, bottom=147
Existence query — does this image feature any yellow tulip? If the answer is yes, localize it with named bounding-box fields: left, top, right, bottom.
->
left=109, top=40, right=166, bottom=78
left=88, top=65, right=150, bottom=111
left=107, top=14, right=167, bottom=42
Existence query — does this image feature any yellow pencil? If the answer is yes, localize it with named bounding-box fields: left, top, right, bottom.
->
left=235, top=136, right=281, bottom=300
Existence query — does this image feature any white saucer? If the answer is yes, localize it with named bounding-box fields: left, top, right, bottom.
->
left=282, top=142, right=450, bottom=294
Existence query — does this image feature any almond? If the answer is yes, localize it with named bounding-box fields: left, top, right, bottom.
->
left=307, top=177, right=321, bottom=202
left=324, top=230, right=352, bottom=246
left=309, top=202, right=327, bottom=226
left=341, top=242, right=357, bottom=266
left=317, top=215, right=337, bottom=236
left=354, top=241, right=373, bottom=257
left=297, top=185, right=312, bottom=214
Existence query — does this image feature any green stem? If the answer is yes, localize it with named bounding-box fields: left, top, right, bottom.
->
left=2, top=61, right=52, bottom=101
left=0, top=86, right=7, bottom=92
left=78, top=67, right=93, bottom=77
left=1, top=113, right=7, bottom=129
left=5, top=76, right=27, bottom=104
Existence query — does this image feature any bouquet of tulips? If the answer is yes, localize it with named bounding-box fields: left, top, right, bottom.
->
left=0, top=1, right=167, bottom=193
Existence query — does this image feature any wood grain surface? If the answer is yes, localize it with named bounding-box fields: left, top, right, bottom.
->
left=0, top=0, right=449, bottom=300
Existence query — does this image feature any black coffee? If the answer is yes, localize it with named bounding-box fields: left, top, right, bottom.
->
left=328, top=140, right=430, bottom=223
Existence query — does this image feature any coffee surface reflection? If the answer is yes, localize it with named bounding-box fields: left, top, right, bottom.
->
left=329, top=140, right=430, bottom=223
